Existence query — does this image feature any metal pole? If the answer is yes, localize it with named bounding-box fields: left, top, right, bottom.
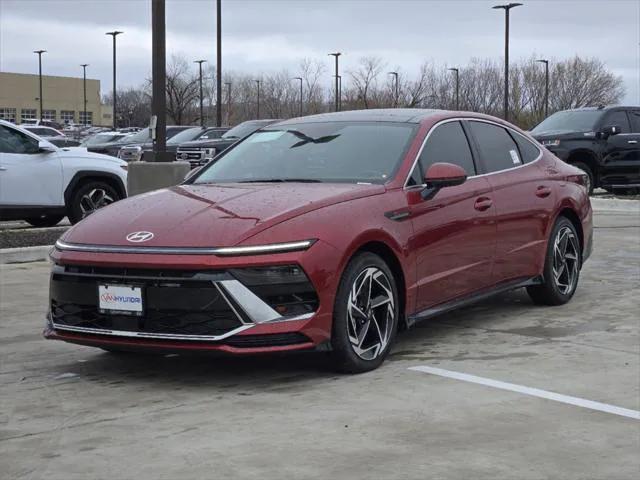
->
left=225, top=81, right=231, bottom=125
left=106, top=31, right=123, bottom=129
left=255, top=80, right=261, bottom=119
left=293, top=77, right=303, bottom=116
left=536, top=59, right=549, bottom=118
left=448, top=68, right=459, bottom=110
left=194, top=60, right=206, bottom=127
left=216, top=0, right=222, bottom=127
left=388, top=72, right=398, bottom=107
left=151, top=0, right=167, bottom=161
left=338, top=75, right=342, bottom=111
left=33, top=50, right=46, bottom=121
left=329, top=53, right=341, bottom=112
left=493, top=3, right=522, bottom=122
left=81, top=64, right=88, bottom=125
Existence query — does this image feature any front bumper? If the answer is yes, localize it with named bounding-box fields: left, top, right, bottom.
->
left=46, top=241, right=340, bottom=353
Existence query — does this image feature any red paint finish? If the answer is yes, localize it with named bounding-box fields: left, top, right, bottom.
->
left=48, top=110, right=593, bottom=355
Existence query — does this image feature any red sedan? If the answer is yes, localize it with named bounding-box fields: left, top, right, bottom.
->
left=46, top=109, right=592, bottom=373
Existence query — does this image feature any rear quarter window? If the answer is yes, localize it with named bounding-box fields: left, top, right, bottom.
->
left=467, top=121, right=522, bottom=173
left=510, top=131, right=541, bottom=164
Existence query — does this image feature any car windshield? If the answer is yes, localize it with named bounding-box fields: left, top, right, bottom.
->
left=81, top=133, right=125, bottom=146
left=167, top=127, right=206, bottom=145
left=118, top=127, right=149, bottom=143
left=194, top=122, right=417, bottom=185
left=222, top=122, right=264, bottom=139
left=532, top=110, right=603, bottom=134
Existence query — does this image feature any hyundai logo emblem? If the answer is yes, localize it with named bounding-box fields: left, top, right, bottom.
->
left=181, top=153, right=188, bottom=160
left=126, top=231, right=154, bottom=243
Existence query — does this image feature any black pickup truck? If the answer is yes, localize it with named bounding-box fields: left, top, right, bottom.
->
left=531, top=106, right=640, bottom=194
left=86, top=126, right=192, bottom=158
left=176, top=119, right=280, bottom=168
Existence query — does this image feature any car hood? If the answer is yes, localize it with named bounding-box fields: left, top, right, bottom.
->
left=58, top=147, right=126, bottom=165
left=178, top=138, right=235, bottom=148
left=63, top=182, right=385, bottom=248
left=531, top=129, right=584, bottom=140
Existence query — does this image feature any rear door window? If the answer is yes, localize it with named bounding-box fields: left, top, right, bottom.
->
left=628, top=110, right=640, bottom=133
left=509, top=131, right=541, bottom=164
left=467, top=121, right=522, bottom=173
left=602, top=110, right=631, bottom=133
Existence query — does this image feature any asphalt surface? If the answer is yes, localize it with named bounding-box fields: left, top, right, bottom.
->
left=0, top=211, right=639, bottom=480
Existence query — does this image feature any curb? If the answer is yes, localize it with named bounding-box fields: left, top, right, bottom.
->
left=590, top=198, right=640, bottom=213
left=1, top=245, right=52, bottom=264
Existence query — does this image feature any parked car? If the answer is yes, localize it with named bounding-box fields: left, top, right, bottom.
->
left=20, top=125, right=82, bottom=147
left=81, top=131, right=130, bottom=147
left=118, top=126, right=228, bottom=162
left=20, top=119, right=64, bottom=130
left=176, top=119, right=279, bottom=168
left=46, top=109, right=592, bottom=372
left=0, top=120, right=128, bottom=227
left=87, top=126, right=192, bottom=159
left=531, top=106, right=640, bottom=194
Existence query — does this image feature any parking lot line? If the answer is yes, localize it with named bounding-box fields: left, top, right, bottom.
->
left=408, top=366, right=640, bottom=420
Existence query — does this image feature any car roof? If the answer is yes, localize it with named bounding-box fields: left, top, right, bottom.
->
left=561, top=105, right=639, bottom=113
left=273, top=109, right=442, bottom=126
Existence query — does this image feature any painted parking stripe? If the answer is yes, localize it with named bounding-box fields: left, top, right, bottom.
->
left=408, top=365, right=640, bottom=420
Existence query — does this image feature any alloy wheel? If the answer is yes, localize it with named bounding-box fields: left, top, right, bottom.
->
left=79, top=188, right=115, bottom=218
left=347, top=267, right=395, bottom=361
left=552, top=226, right=580, bottom=295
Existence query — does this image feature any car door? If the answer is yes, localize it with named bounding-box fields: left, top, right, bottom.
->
left=465, top=120, right=554, bottom=285
left=406, top=120, right=497, bottom=312
left=600, top=110, right=640, bottom=187
left=0, top=124, right=64, bottom=206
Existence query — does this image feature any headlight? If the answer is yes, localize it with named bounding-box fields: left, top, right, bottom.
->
left=213, top=239, right=316, bottom=256
left=542, top=139, right=561, bottom=147
left=203, top=148, right=216, bottom=160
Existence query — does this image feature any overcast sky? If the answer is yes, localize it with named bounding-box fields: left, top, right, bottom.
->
left=1, top=0, right=638, bottom=104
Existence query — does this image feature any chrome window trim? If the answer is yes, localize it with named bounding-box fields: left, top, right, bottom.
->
left=403, top=117, right=543, bottom=189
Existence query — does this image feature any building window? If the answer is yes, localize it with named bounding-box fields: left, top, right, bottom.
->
left=61, top=111, right=75, bottom=124
left=42, top=110, right=56, bottom=121
left=0, top=108, right=17, bottom=123
left=79, top=111, right=93, bottom=126
left=21, top=109, right=37, bottom=122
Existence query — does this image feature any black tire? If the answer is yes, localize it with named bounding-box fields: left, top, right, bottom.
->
left=24, top=214, right=64, bottom=228
left=527, top=217, right=581, bottom=306
left=571, top=161, right=594, bottom=195
left=67, top=180, right=121, bottom=224
left=330, top=252, right=399, bottom=373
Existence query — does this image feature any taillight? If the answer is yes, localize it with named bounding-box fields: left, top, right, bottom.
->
left=567, top=173, right=587, bottom=187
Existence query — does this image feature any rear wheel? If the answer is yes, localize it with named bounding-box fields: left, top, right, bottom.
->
left=24, top=214, right=64, bottom=228
left=68, top=181, right=120, bottom=224
left=330, top=252, right=399, bottom=373
left=571, top=161, right=594, bottom=195
left=527, top=217, right=581, bottom=306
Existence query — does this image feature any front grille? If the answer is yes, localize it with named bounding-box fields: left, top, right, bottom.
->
left=223, top=333, right=312, bottom=348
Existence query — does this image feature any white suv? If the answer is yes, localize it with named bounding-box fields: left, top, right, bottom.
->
left=0, top=120, right=128, bottom=227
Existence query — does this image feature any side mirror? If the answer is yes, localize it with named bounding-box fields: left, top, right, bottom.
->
left=421, top=162, right=467, bottom=200
left=38, top=140, right=56, bottom=153
left=601, top=125, right=620, bottom=138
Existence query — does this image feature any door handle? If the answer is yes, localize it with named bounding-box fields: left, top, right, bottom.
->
left=536, top=185, right=552, bottom=198
left=628, top=140, right=638, bottom=144
left=474, top=196, right=493, bottom=211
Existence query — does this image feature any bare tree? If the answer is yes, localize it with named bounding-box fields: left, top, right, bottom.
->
left=348, top=56, right=386, bottom=109
left=164, top=55, right=199, bottom=125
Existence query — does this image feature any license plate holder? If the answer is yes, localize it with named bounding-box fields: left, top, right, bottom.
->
left=98, top=284, right=144, bottom=316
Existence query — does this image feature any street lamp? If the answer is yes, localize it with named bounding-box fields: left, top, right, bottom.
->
left=194, top=59, right=207, bottom=127
left=224, top=81, right=232, bottom=126
left=293, top=77, right=303, bottom=117
left=536, top=59, right=549, bottom=118
left=216, top=0, right=222, bottom=127
left=328, top=52, right=341, bottom=112
left=105, top=31, right=123, bottom=129
left=33, top=50, right=46, bottom=121
left=80, top=64, right=89, bottom=126
left=254, top=79, right=261, bottom=119
left=492, top=3, right=522, bottom=121
left=388, top=71, right=399, bottom=107
left=448, top=67, right=459, bottom=110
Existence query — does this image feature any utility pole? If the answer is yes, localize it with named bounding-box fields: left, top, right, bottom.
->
left=448, top=68, right=459, bottom=110
left=388, top=71, right=399, bottom=107
left=536, top=59, right=549, bottom=118
left=194, top=60, right=207, bottom=127
left=33, top=50, right=46, bottom=121
left=493, top=3, right=522, bottom=121
left=293, top=77, right=303, bottom=116
left=81, top=64, right=89, bottom=125
left=329, top=52, right=341, bottom=112
left=216, top=0, right=222, bottom=127
left=224, top=81, right=232, bottom=125
left=106, top=30, right=123, bottom=129
left=151, top=0, right=168, bottom=161
left=255, top=79, right=261, bottom=119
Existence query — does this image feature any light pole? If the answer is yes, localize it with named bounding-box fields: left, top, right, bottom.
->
left=224, top=81, right=232, bottom=125
left=536, top=59, right=549, bottom=118
left=80, top=64, right=89, bottom=125
left=388, top=71, right=399, bottom=107
left=216, top=0, right=222, bottom=127
left=448, top=67, right=459, bottom=110
left=255, top=79, right=261, bottom=119
left=493, top=3, right=522, bottom=121
left=329, top=52, right=341, bottom=112
left=293, top=77, right=303, bottom=116
left=33, top=50, right=46, bottom=121
left=106, top=30, right=123, bottom=129
left=194, top=59, right=207, bottom=127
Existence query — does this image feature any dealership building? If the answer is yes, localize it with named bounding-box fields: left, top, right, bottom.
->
left=0, top=71, right=113, bottom=126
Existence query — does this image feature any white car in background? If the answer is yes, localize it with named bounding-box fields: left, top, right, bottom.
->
left=0, top=120, right=128, bottom=227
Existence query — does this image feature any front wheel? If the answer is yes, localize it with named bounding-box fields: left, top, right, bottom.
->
left=527, top=217, right=581, bottom=306
left=67, top=181, right=120, bottom=224
left=330, top=252, right=399, bottom=373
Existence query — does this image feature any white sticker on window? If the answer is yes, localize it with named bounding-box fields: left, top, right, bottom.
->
left=509, top=149, right=521, bottom=165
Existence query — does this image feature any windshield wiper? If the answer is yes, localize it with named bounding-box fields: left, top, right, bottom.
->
left=238, top=178, right=322, bottom=183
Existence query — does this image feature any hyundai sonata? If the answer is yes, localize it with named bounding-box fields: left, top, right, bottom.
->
left=46, top=109, right=592, bottom=373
